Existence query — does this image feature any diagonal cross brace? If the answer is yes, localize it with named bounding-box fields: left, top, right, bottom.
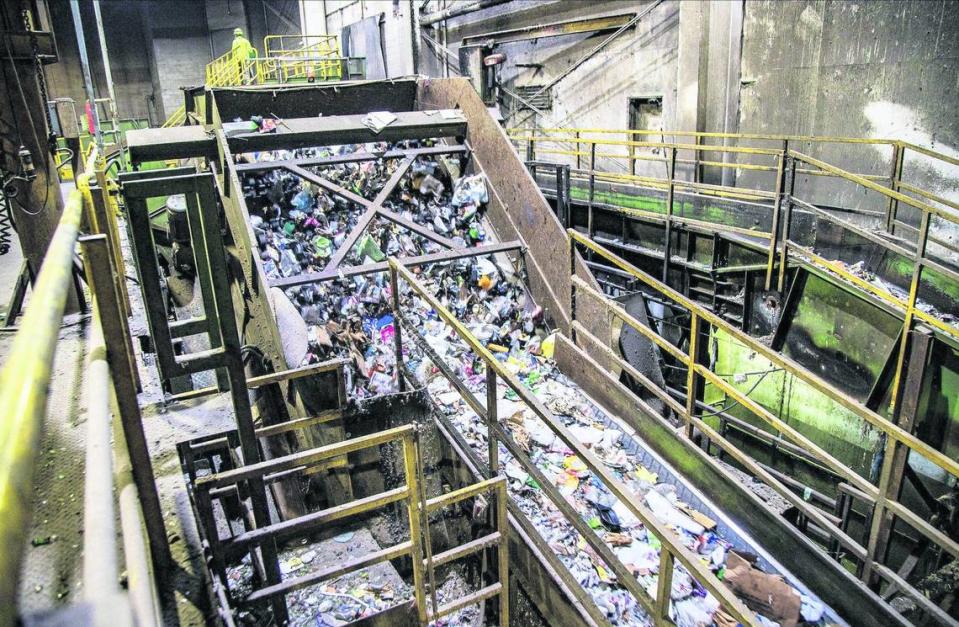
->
left=283, top=154, right=458, bottom=277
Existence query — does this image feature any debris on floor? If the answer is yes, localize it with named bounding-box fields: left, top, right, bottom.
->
left=227, top=528, right=411, bottom=626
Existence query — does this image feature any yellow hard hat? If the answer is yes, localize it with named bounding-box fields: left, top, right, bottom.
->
left=234, top=27, right=244, bottom=36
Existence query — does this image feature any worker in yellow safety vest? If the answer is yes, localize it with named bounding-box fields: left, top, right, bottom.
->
left=231, top=27, right=257, bottom=84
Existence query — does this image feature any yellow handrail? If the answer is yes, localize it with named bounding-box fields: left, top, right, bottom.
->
left=389, top=257, right=758, bottom=626
left=0, top=147, right=98, bottom=624
left=567, top=229, right=959, bottom=558
left=160, top=34, right=348, bottom=127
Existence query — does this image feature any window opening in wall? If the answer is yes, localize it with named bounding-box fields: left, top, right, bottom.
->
left=628, top=95, right=664, bottom=176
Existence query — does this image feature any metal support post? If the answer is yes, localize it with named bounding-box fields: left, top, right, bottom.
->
left=92, top=0, right=125, bottom=169
left=776, top=155, right=797, bottom=293
left=885, top=143, right=904, bottom=233
left=555, top=164, right=570, bottom=227
left=390, top=266, right=406, bottom=392
left=568, top=235, right=577, bottom=341
left=69, top=0, right=103, bottom=152
left=79, top=235, right=171, bottom=572
left=496, top=480, right=509, bottom=626
left=655, top=550, right=674, bottom=621
left=868, top=328, right=933, bottom=575
left=402, top=435, right=429, bottom=624
left=662, top=147, right=677, bottom=283
left=413, top=428, right=438, bottom=618
left=91, top=168, right=132, bottom=318
left=684, top=312, right=699, bottom=440
left=765, top=140, right=788, bottom=290
left=863, top=209, right=929, bottom=583
left=574, top=130, right=581, bottom=170
left=486, top=370, right=498, bottom=476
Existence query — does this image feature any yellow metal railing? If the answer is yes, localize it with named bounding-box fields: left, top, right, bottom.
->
left=389, top=258, right=757, bottom=626
left=162, top=35, right=348, bottom=128
left=0, top=147, right=164, bottom=625
left=195, top=421, right=509, bottom=625
left=0, top=151, right=92, bottom=622
left=161, top=104, right=187, bottom=129
left=512, top=128, right=959, bottom=309
left=259, top=35, right=344, bottom=83
left=0, top=183, right=89, bottom=612
left=263, top=34, right=338, bottom=58
left=567, top=229, right=958, bottom=623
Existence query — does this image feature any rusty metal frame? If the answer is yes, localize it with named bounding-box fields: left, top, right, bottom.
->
left=234, top=143, right=469, bottom=173
left=235, top=142, right=528, bottom=292
left=388, top=257, right=757, bottom=626
left=514, top=129, right=959, bottom=292
left=181, top=420, right=509, bottom=626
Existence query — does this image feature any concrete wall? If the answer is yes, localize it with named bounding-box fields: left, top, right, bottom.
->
left=738, top=0, right=959, bottom=210
left=45, top=1, right=303, bottom=125
left=325, top=0, right=415, bottom=77
left=148, top=1, right=213, bottom=120
left=44, top=1, right=154, bottom=122
left=410, top=0, right=959, bottom=209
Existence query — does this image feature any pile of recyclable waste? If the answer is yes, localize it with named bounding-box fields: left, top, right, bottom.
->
left=238, top=142, right=831, bottom=626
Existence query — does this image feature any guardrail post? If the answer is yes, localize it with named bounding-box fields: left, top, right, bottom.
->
left=569, top=233, right=577, bottom=342
left=662, top=146, right=677, bottom=283
left=413, top=427, right=439, bottom=616
left=79, top=234, right=171, bottom=572
left=554, top=165, right=566, bottom=226
left=403, top=434, right=430, bottom=624
left=574, top=130, right=581, bottom=170
left=390, top=265, right=406, bottom=392
left=765, top=140, right=788, bottom=290
left=496, top=480, right=510, bottom=627
left=684, top=312, right=699, bottom=440
left=776, top=154, right=798, bottom=293
left=486, top=369, right=499, bottom=477
left=863, top=208, right=930, bottom=583
left=884, top=142, right=904, bottom=233
left=655, top=548, right=674, bottom=621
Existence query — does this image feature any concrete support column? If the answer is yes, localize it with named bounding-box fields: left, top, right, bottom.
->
left=675, top=0, right=709, bottom=182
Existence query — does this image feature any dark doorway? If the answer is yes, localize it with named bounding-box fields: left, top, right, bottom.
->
left=627, top=96, right=664, bottom=175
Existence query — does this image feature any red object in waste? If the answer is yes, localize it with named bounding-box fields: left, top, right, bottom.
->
left=85, top=100, right=95, bottom=135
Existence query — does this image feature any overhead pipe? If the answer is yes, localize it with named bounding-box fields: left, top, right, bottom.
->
left=92, top=0, right=125, bottom=168
left=420, top=0, right=510, bottom=26
left=69, top=0, right=103, bottom=153
left=411, top=0, right=422, bottom=73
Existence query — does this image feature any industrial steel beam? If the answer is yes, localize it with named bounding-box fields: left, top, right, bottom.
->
left=461, top=12, right=638, bottom=47
left=226, top=110, right=467, bottom=152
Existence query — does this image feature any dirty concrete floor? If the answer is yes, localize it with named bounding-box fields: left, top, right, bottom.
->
left=6, top=196, right=229, bottom=624
left=10, top=314, right=91, bottom=617
left=6, top=183, right=93, bottom=618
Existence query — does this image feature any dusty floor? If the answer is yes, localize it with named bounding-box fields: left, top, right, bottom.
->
left=6, top=184, right=93, bottom=617
left=6, top=189, right=222, bottom=624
